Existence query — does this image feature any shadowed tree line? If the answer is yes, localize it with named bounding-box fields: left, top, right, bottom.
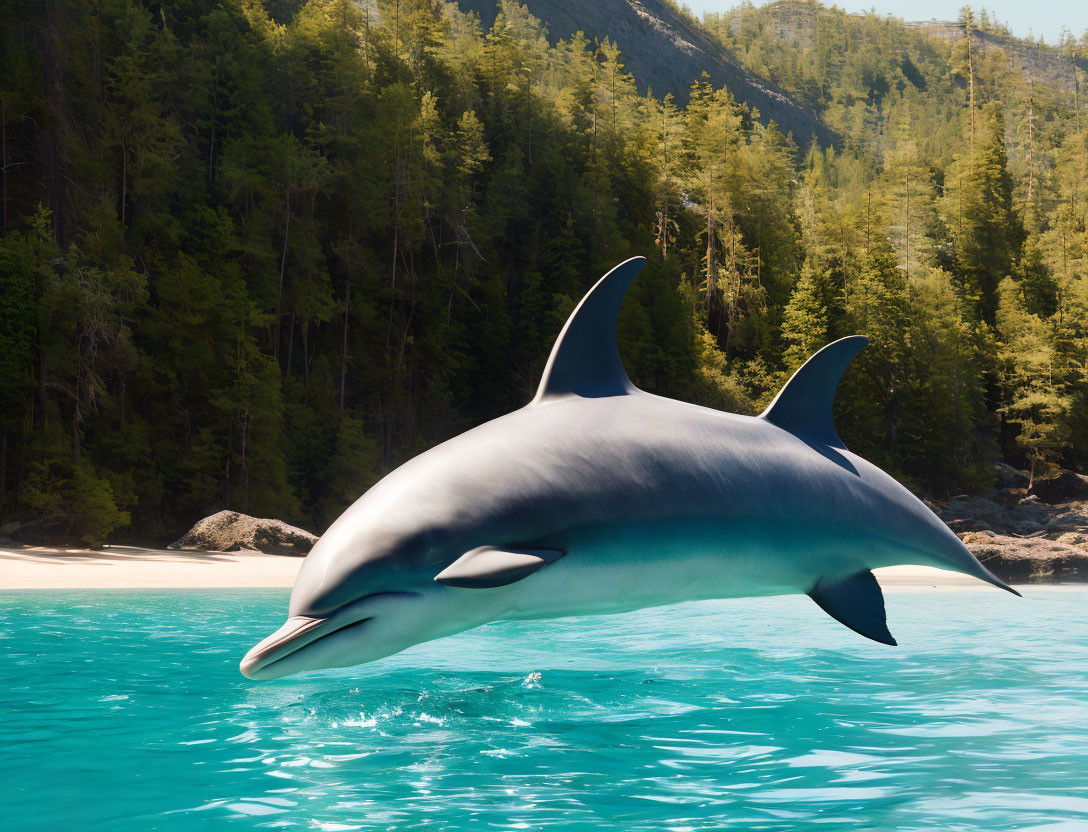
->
left=0, top=0, right=1085, bottom=546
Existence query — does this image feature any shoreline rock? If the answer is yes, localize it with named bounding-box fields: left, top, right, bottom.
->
left=934, top=464, right=1088, bottom=583
left=168, top=510, right=316, bottom=556
left=1028, top=469, right=1088, bottom=504
left=961, top=531, right=1088, bottom=583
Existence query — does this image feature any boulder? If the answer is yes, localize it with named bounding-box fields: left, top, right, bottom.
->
left=1007, top=496, right=1053, bottom=526
left=1, top=515, right=71, bottom=546
left=1006, top=520, right=1047, bottom=536
left=938, top=493, right=1067, bottom=537
left=169, top=510, right=316, bottom=556
left=989, top=487, right=1028, bottom=508
left=1029, top=469, right=1088, bottom=504
left=945, top=518, right=993, bottom=535
left=939, top=496, right=1006, bottom=528
left=1056, top=532, right=1088, bottom=549
left=960, top=530, right=1088, bottom=582
left=993, top=461, right=1030, bottom=489
left=1047, top=510, right=1088, bottom=533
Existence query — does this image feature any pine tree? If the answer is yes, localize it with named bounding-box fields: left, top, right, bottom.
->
left=948, top=104, right=1024, bottom=322
left=781, top=262, right=830, bottom=370
left=996, top=277, right=1071, bottom=485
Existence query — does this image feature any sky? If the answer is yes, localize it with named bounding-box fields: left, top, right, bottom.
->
left=688, top=1, right=1088, bottom=47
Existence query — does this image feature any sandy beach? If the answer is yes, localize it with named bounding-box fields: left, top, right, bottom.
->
left=0, top=544, right=304, bottom=589
left=0, top=543, right=1049, bottom=592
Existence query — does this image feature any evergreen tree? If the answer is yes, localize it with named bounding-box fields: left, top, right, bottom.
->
left=1, top=0, right=1087, bottom=543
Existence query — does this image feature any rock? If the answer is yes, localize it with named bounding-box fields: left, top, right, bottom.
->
left=1047, top=510, right=1088, bottom=533
left=993, top=461, right=1030, bottom=489
left=1007, top=520, right=1047, bottom=536
left=169, top=510, right=316, bottom=556
left=961, top=531, right=1088, bottom=582
left=989, top=487, right=1028, bottom=508
left=1006, top=495, right=1054, bottom=528
left=921, top=498, right=943, bottom=515
left=946, top=518, right=993, bottom=535
left=939, top=496, right=1006, bottom=528
left=1056, top=532, right=1088, bottom=549
left=1029, top=469, right=1088, bottom=504
left=2, top=515, right=71, bottom=546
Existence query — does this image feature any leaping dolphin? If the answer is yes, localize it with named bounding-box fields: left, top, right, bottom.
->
left=241, top=256, right=1017, bottom=680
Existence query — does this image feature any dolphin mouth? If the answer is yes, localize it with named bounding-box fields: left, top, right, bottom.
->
left=239, top=615, right=350, bottom=679
left=239, top=592, right=417, bottom=680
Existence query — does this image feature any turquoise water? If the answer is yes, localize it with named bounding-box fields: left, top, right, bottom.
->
left=4, top=589, right=1088, bottom=831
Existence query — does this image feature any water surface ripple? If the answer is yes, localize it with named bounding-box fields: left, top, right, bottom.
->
left=3, top=588, right=1086, bottom=831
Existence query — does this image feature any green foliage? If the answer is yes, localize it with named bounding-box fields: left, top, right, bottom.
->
left=996, top=277, right=1072, bottom=484
left=781, top=262, right=831, bottom=370
left=1, top=0, right=1087, bottom=549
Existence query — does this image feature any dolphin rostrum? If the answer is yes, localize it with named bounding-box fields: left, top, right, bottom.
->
left=241, top=256, right=1018, bottom=680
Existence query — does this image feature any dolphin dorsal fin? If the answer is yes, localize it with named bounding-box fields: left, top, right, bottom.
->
left=532, top=257, right=646, bottom=404
left=760, top=335, right=867, bottom=447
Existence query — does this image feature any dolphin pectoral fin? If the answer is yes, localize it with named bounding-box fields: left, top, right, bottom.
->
left=434, top=546, right=566, bottom=589
left=808, top=570, right=897, bottom=646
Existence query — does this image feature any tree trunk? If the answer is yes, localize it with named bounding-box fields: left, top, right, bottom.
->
left=1074, top=46, right=1081, bottom=133
left=1027, top=88, right=1035, bottom=202
left=0, top=429, right=7, bottom=513
left=41, top=0, right=70, bottom=245
left=966, top=16, right=976, bottom=149
left=340, top=278, right=350, bottom=413
left=208, top=58, right=219, bottom=181
left=1, top=98, right=7, bottom=235
left=705, top=193, right=715, bottom=306
left=866, top=187, right=871, bottom=252
left=276, top=188, right=291, bottom=359
left=241, top=408, right=250, bottom=512
left=388, top=143, right=401, bottom=347
left=286, top=312, right=295, bottom=376
left=120, top=136, right=127, bottom=226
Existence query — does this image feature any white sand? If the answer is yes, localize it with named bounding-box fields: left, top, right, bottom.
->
left=0, top=544, right=303, bottom=589
left=0, top=544, right=1042, bottom=592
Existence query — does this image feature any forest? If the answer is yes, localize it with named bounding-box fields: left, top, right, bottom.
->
left=0, top=0, right=1086, bottom=546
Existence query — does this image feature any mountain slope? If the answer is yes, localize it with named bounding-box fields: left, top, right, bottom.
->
left=907, top=20, right=1088, bottom=94
left=456, top=0, right=837, bottom=148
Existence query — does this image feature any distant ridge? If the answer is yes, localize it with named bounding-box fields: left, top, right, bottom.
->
left=907, top=20, right=1088, bottom=94
left=455, top=0, right=838, bottom=149
left=735, top=0, right=1087, bottom=96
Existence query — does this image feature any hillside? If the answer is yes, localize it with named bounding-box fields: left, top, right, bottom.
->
left=455, top=0, right=837, bottom=147
left=705, top=0, right=1088, bottom=167
left=908, top=20, right=1088, bottom=94
left=719, top=1, right=1086, bottom=100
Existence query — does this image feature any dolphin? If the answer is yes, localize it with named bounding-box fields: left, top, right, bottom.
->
left=240, top=256, right=1017, bottom=680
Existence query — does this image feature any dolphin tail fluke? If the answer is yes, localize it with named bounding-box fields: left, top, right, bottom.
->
left=808, top=570, right=897, bottom=646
